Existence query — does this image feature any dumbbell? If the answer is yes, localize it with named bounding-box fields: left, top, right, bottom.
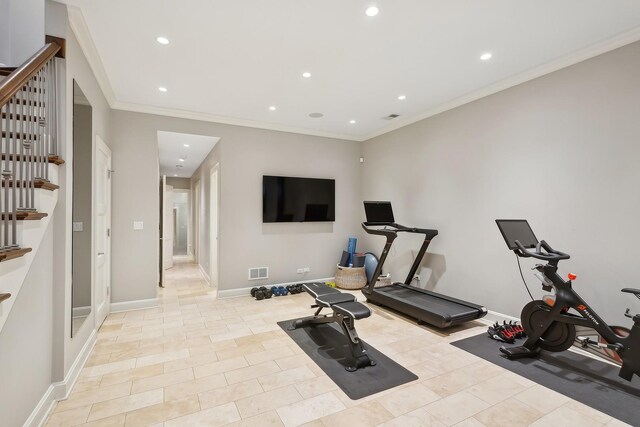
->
left=271, top=286, right=281, bottom=297
left=278, top=286, right=288, bottom=296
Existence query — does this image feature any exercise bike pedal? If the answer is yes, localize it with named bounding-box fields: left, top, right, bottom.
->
left=499, top=345, right=537, bottom=359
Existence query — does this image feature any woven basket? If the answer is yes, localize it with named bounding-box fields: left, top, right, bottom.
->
left=334, top=264, right=367, bottom=290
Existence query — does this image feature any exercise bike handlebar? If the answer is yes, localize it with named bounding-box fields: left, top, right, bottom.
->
left=514, top=240, right=570, bottom=261
left=362, top=222, right=439, bottom=240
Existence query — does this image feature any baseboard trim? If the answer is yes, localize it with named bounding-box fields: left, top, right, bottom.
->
left=25, top=329, right=97, bottom=427
left=481, top=309, right=520, bottom=325
left=198, top=264, right=211, bottom=286
left=217, top=277, right=334, bottom=299
left=110, top=298, right=159, bottom=313
left=72, top=306, right=91, bottom=317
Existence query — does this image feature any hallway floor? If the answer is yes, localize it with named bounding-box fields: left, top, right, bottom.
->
left=45, top=261, right=627, bottom=426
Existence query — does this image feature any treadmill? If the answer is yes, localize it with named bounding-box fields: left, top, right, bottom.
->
left=361, top=201, right=487, bottom=328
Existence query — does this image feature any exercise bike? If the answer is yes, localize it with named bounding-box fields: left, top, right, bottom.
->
left=496, top=219, right=640, bottom=381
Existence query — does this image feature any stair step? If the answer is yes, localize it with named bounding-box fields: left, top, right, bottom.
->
left=0, top=67, right=17, bottom=77
left=1, top=130, right=40, bottom=141
left=0, top=247, right=32, bottom=262
left=0, top=211, right=48, bottom=221
left=0, top=112, right=40, bottom=122
left=0, top=293, right=10, bottom=303
left=1, top=153, right=64, bottom=165
left=1, top=179, right=59, bottom=191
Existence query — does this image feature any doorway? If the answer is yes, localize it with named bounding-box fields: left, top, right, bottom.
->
left=194, top=179, right=201, bottom=265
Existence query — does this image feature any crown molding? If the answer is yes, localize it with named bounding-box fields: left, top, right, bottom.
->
left=65, top=4, right=640, bottom=144
left=110, top=100, right=363, bottom=141
left=360, top=26, right=640, bottom=141
left=67, top=6, right=117, bottom=106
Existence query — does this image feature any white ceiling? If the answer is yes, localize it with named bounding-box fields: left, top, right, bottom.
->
left=158, top=131, right=219, bottom=178
left=59, top=0, right=640, bottom=140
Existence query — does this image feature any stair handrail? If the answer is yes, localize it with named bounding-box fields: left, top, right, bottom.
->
left=0, top=42, right=62, bottom=108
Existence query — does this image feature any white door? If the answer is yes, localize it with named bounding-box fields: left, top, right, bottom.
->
left=209, top=165, right=219, bottom=287
left=94, top=136, right=111, bottom=328
left=163, top=183, right=174, bottom=269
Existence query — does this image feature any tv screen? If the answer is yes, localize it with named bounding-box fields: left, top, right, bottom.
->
left=263, top=175, right=335, bottom=222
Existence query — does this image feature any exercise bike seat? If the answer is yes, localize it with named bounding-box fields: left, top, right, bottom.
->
left=332, top=302, right=371, bottom=320
left=303, top=283, right=340, bottom=298
left=621, top=288, right=640, bottom=297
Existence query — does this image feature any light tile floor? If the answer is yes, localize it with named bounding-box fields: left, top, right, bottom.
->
left=45, top=259, right=630, bottom=426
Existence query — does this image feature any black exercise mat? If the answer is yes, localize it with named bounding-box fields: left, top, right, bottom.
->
left=278, top=319, right=418, bottom=400
left=452, top=334, right=640, bottom=426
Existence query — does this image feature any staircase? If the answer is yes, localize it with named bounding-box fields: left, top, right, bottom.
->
left=0, top=39, right=64, bottom=332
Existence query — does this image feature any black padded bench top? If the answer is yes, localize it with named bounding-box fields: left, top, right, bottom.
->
left=333, top=302, right=371, bottom=320
left=316, top=293, right=356, bottom=308
left=303, top=283, right=340, bottom=298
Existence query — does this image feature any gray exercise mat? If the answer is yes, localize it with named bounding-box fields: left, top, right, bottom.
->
left=278, top=319, right=418, bottom=400
left=451, top=333, right=640, bottom=426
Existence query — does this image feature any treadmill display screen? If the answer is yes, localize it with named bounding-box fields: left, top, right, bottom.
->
left=364, top=201, right=395, bottom=224
left=496, top=219, right=539, bottom=250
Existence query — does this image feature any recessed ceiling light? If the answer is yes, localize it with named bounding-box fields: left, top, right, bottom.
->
left=156, top=36, right=170, bottom=45
left=179, top=158, right=185, bottom=162
left=349, top=120, right=356, bottom=124
left=269, top=106, right=277, bottom=111
left=480, top=52, right=492, bottom=61
left=158, top=87, right=168, bottom=92
left=365, top=6, right=379, bottom=17
left=183, top=144, right=190, bottom=147
left=309, top=113, right=324, bottom=118
left=302, top=72, right=311, bottom=78
left=173, top=174, right=178, bottom=177
left=398, top=95, right=407, bottom=100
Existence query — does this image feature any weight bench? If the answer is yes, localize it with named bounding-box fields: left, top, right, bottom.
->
left=289, top=283, right=376, bottom=372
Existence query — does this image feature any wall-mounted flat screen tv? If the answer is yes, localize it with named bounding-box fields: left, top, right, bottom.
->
left=263, top=175, right=335, bottom=222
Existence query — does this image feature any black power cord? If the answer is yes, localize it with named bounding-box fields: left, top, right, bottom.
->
left=515, top=253, right=535, bottom=301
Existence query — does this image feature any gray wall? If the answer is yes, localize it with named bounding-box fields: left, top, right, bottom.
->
left=361, top=41, right=640, bottom=325
left=0, top=0, right=45, bottom=66
left=110, top=110, right=361, bottom=302
left=166, top=177, right=191, bottom=190
left=0, top=224, right=53, bottom=427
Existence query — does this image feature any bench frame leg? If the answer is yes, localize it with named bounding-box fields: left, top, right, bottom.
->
left=289, top=308, right=376, bottom=372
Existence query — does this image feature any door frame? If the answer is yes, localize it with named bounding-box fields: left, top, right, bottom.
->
left=209, top=164, right=220, bottom=287
left=194, top=179, right=201, bottom=264
left=94, top=135, right=111, bottom=328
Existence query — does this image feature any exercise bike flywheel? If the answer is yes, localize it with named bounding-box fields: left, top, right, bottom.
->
left=521, top=300, right=576, bottom=352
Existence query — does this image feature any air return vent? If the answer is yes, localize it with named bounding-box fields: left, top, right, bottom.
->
left=248, top=267, right=269, bottom=280
left=382, top=114, right=400, bottom=120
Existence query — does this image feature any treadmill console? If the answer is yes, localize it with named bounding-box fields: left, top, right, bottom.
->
left=364, top=201, right=395, bottom=224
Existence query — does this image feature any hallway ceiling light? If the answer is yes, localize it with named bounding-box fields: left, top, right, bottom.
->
left=269, top=106, right=277, bottom=111
left=179, top=158, right=185, bottom=162
left=302, top=72, right=311, bottom=78
left=365, top=6, right=379, bottom=17
left=398, top=95, right=406, bottom=100
left=174, top=174, right=178, bottom=176
left=158, top=87, right=168, bottom=92
left=480, top=52, right=492, bottom=61
left=349, top=120, right=356, bottom=124
left=156, top=36, right=170, bottom=45
left=183, top=144, right=190, bottom=147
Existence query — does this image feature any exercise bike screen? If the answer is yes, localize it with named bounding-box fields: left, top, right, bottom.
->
left=496, top=219, right=539, bottom=250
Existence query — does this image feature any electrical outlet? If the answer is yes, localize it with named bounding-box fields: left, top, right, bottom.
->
left=297, top=268, right=304, bottom=274
left=303, top=267, right=310, bottom=273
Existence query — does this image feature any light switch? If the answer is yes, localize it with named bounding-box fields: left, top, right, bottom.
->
left=133, top=221, right=144, bottom=230
left=73, top=222, right=83, bottom=232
